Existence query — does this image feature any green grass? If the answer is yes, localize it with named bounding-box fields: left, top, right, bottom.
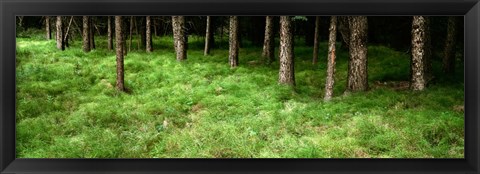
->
left=16, top=29, right=464, bottom=158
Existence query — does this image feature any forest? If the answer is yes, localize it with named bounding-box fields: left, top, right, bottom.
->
left=15, top=16, right=464, bottom=158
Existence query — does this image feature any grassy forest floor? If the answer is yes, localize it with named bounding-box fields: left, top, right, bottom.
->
left=16, top=29, right=464, bottom=158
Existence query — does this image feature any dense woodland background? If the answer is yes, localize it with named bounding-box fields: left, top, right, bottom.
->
left=15, top=16, right=464, bottom=158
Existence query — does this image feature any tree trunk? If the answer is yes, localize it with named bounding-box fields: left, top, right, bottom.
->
left=262, top=16, right=275, bottom=64
left=56, top=16, right=64, bottom=50
left=115, top=16, right=125, bottom=92
left=443, top=16, right=457, bottom=74
left=229, top=16, right=239, bottom=67
left=347, top=16, right=368, bottom=92
left=204, top=16, right=212, bottom=56
left=312, top=16, right=320, bottom=64
left=278, top=16, right=295, bottom=86
left=45, top=16, right=51, bottom=40
left=411, top=16, right=430, bottom=91
left=172, top=16, right=187, bottom=61
left=338, top=16, right=350, bottom=49
left=146, top=16, right=153, bottom=52
left=324, top=16, right=337, bottom=101
left=89, top=17, right=95, bottom=49
left=129, top=16, right=133, bottom=52
left=82, top=16, right=90, bottom=52
left=108, top=16, right=113, bottom=51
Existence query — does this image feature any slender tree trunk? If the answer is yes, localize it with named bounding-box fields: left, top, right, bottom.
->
left=56, top=16, right=64, bottom=50
left=89, top=17, right=95, bottom=49
left=108, top=16, right=113, bottom=51
left=278, top=16, right=295, bottom=86
left=146, top=16, right=153, bottom=52
left=172, top=16, right=187, bottom=61
left=63, top=17, right=73, bottom=48
left=204, top=16, right=212, bottom=56
left=154, top=17, right=158, bottom=37
left=115, top=16, right=125, bottom=92
left=82, top=16, right=90, bottom=52
left=228, top=16, right=239, bottom=67
left=338, top=16, right=350, bottom=49
left=347, top=16, right=368, bottom=92
left=324, top=16, right=337, bottom=101
left=312, top=16, right=320, bottom=65
left=262, top=16, right=275, bottom=64
left=443, top=16, right=457, bottom=74
left=45, top=16, right=51, bottom=40
left=411, top=16, right=430, bottom=91
left=129, top=16, right=133, bottom=52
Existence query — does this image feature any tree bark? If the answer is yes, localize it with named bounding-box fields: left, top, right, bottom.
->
left=262, top=16, right=275, bottom=64
left=146, top=16, right=153, bottom=52
left=129, top=16, right=133, bottom=52
left=204, top=16, right=212, bottom=56
left=229, top=16, right=239, bottom=67
left=172, top=16, right=187, bottom=61
left=56, top=16, right=64, bottom=50
left=443, top=16, right=457, bottom=74
left=115, top=16, right=125, bottom=92
left=411, top=16, right=430, bottom=91
left=278, top=16, right=295, bottom=86
left=324, top=16, right=337, bottom=101
left=89, top=17, right=95, bottom=49
left=347, top=16, right=368, bottom=92
left=82, top=16, right=90, bottom=52
left=108, top=16, right=113, bottom=51
left=312, top=16, right=320, bottom=65
left=45, top=16, right=51, bottom=40
left=338, top=16, right=350, bottom=49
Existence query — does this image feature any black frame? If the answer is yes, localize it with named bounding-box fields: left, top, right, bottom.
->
left=1, top=0, right=479, bottom=173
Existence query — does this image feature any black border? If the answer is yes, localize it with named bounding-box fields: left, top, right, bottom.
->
left=1, top=0, right=479, bottom=173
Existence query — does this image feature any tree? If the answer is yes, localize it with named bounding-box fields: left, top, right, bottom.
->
left=115, top=16, right=125, bottom=92
left=411, top=16, right=431, bottom=91
left=204, top=16, right=212, bottom=56
left=56, top=16, right=64, bottom=50
left=443, top=16, right=457, bottom=74
left=82, top=16, right=90, bottom=52
left=108, top=16, right=113, bottom=51
left=346, top=16, right=368, bottom=92
left=337, top=16, right=350, bottom=49
left=172, top=16, right=187, bottom=61
left=324, top=16, right=337, bottom=101
left=146, top=16, right=153, bottom=52
left=89, top=17, right=95, bottom=49
left=229, top=16, right=239, bottom=67
left=312, top=16, right=320, bottom=65
left=262, top=16, right=275, bottom=64
left=278, top=16, right=295, bottom=86
left=45, top=16, right=51, bottom=40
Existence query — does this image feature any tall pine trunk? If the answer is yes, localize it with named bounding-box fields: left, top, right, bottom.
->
left=115, top=16, right=125, bottom=92
left=204, top=16, right=212, bottom=56
left=411, top=16, right=430, bottom=91
left=324, top=16, right=337, bottom=101
left=45, top=16, right=51, bottom=40
left=278, top=16, right=295, bottom=86
left=347, top=16, right=368, bottom=92
left=56, top=16, right=64, bottom=50
left=108, top=16, right=113, bottom=51
left=146, top=16, right=153, bottom=52
left=262, top=16, right=275, bottom=64
left=312, top=16, right=320, bottom=64
left=82, top=16, right=90, bottom=52
left=443, top=16, right=457, bottom=74
left=229, top=16, right=239, bottom=67
left=172, top=16, right=187, bottom=61
left=89, top=17, right=95, bottom=49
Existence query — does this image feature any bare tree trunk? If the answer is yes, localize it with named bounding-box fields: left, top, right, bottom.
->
left=56, top=16, right=64, bottom=50
left=154, top=17, right=158, bottom=37
left=411, top=16, right=430, bottom=91
left=172, top=16, right=187, bottom=61
left=347, top=16, right=368, bottom=92
left=82, top=16, right=90, bottom=52
left=312, top=16, right=320, bottom=65
left=63, top=16, right=73, bottom=48
left=443, top=16, right=457, bottom=74
left=278, top=16, right=295, bottom=86
left=108, top=16, right=113, bottom=51
left=129, top=16, right=133, bottom=52
left=115, top=16, right=125, bottom=92
left=229, top=16, right=239, bottom=67
left=338, top=16, right=350, bottom=49
left=204, top=16, right=212, bottom=56
left=89, top=17, right=95, bottom=49
left=146, top=16, right=153, bottom=52
left=45, top=16, right=51, bottom=40
left=324, top=16, right=337, bottom=101
left=262, top=16, right=275, bottom=64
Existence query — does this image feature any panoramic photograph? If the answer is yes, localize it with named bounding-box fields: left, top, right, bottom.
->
left=15, top=16, right=464, bottom=158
